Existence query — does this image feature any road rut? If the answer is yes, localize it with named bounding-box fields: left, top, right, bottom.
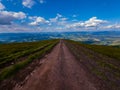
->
left=14, top=40, right=97, bottom=90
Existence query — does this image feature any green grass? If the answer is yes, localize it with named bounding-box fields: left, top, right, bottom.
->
left=0, top=39, right=59, bottom=80
left=0, top=40, right=58, bottom=67
left=0, top=43, right=50, bottom=66
left=66, top=40, right=120, bottom=61
left=84, top=45, right=120, bottom=60
left=65, top=40, right=120, bottom=90
left=0, top=40, right=53, bottom=58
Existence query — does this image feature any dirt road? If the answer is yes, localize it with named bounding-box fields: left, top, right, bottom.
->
left=14, top=40, right=97, bottom=90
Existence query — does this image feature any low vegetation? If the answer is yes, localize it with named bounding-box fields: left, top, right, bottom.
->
left=65, top=40, right=120, bottom=90
left=0, top=40, right=58, bottom=80
left=80, top=43, right=120, bottom=60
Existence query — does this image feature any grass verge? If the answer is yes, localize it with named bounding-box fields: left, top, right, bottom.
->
left=0, top=40, right=58, bottom=81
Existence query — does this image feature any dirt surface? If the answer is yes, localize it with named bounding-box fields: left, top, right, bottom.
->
left=65, top=41, right=119, bottom=90
left=13, top=40, right=98, bottom=90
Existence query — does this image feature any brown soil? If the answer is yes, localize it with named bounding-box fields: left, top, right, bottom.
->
left=65, top=41, right=119, bottom=90
left=13, top=40, right=99, bottom=90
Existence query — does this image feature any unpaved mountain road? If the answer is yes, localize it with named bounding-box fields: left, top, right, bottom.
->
left=14, top=40, right=98, bottom=90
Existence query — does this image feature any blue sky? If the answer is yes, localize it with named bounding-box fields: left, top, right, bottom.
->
left=0, top=0, right=120, bottom=32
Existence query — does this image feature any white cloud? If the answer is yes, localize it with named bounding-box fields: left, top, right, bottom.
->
left=66, top=22, right=84, bottom=29
left=66, top=17, right=107, bottom=30
left=39, top=0, right=45, bottom=4
left=22, top=0, right=35, bottom=8
left=0, top=11, right=26, bottom=25
left=48, top=13, right=69, bottom=26
left=0, top=2, right=5, bottom=10
left=60, top=18, right=68, bottom=21
left=29, top=16, right=49, bottom=26
left=0, top=24, right=38, bottom=33
left=22, top=0, right=45, bottom=8
left=1, top=13, right=120, bottom=32
left=13, top=12, right=26, bottom=19
left=84, top=17, right=107, bottom=27
left=103, top=24, right=120, bottom=29
left=29, top=15, right=108, bottom=31
left=49, top=13, right=63, bottom=22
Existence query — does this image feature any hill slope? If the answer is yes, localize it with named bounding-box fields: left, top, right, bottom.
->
left=65, top=40, right=120, bottom=90
left=0, top=40, right=58, bottom=89
left=0, top=39, right=120, bottom=90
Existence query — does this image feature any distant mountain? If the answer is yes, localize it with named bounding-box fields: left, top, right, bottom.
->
left=0, top=31, right=120, bottom=45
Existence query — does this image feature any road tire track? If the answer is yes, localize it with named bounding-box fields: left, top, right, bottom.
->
left=14, top=40, right=98, bottom=90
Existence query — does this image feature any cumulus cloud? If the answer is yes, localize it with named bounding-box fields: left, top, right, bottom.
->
left=49, top=13, right=69, bottom=26
left=22, top=0, right=35, bottom=8
left=84, top=17, right=107, bottom=27
left=28, top=14, right=67, bottom=26
left=0, top=11, right=26, bottom=25
left=0, top=2, right=5, bottom=10
left=27, top=14, right=69, bottom=31
left=22, top=0, right=46, bottom=8
left=1, top=12, right=119, bottom=32
left=28, top=15, right=108, bottom=31
left=29, top=16, right=49, bottom=26
left=66, top=17, right=107, bottom=30
left=49, top=13, right=63, bottom=22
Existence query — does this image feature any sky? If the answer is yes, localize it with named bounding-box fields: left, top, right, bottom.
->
left=0, top=0, right=120, bottom=32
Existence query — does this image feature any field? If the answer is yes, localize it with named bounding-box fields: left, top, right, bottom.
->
left=65, top=40, right=120, bottom=90
left=0, top=39, right=59, bottom=80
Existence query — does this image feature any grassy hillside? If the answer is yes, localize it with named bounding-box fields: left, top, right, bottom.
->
left=0, top=39, right=59, bottom=80
left=65, top=40, right=120, bottom=90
